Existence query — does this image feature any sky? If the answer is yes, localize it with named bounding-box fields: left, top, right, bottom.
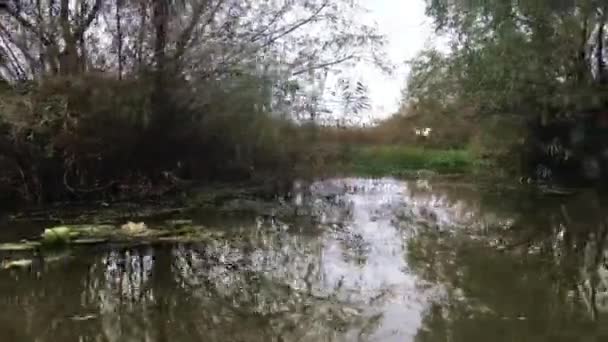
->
left=357, top=0, right=434, bottom=120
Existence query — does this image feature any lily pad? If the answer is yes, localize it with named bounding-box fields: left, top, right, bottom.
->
left=121, top=221, right=147, bottom=235
left=165, top=219, right=194, bottom=227
left=70, top=314, right=98, bottom=322
left=68, top=224, right=116, bottom=237
left=2, top=259, right=33, bottom=269
left=156, top=236, right=197, bottom=243
left=72, top=238, right=108, bottom=245
left=42, top=227, right=74, bottom=245
left=0, top=241, right=41, bottom=251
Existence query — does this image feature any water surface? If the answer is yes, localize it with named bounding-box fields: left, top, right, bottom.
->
left=1, top=178, right=607, bottom=341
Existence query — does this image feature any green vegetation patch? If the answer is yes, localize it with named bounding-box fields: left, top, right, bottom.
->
left=0, top=241, right=42, bottom=251
left=0, top=221, right=228, bottom=270
left=345, top=145, right=478, bottom=176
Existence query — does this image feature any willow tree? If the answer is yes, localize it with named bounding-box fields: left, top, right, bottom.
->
left=414, top=0, right=608, bottom=116
left=0, top=0, right=387, bottom=201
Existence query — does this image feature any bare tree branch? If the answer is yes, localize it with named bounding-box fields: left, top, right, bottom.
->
left=292, top=54, right=356, bottom=76
left=248, top=4, right=291, bottom=43
left=215, top=0, right=331, bottom=75
left=59, top=0, right=71, bottom=41
left=0, top=34, right=27, bottom=80
left=5, top=6, right=52, bottom=46
left=73, top=0, right=103, bottom=40
left=174, top=0, right=220, bottom=61
left=256, top=0, right=330, bottom=47
left=0, top=22, right=39, bottom=72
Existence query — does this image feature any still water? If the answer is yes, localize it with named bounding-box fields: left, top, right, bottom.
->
left=1, top=178, right=607, bottom=341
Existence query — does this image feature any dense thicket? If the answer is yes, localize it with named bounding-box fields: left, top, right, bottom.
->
left=403, top=0, right=608, bottom=183
left=0, top=0, right=383, bottom=202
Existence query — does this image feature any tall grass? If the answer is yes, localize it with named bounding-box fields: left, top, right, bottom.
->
left=344, top=145, right=478, bottom=176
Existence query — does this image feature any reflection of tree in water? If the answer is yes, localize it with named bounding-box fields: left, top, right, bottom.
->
left=6, top=178, right=608, bottom=341
left=90, top=237, right=375, bottom=341
left=506, top=191, right=608, bottom=324
left=408, top=188, right=608, bottom=341
left=14, top=179, right=434, bottom=341
left=0, top=227, right=387, bottom=341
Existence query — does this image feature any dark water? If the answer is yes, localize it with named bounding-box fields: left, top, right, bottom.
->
left=1, top=178, right=608, bottom=341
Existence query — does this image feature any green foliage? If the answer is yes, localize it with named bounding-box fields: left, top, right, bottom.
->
left=0, top=73, right=319, bottom=202
left=468, top=115, right=528, bottom=175
left=398, top=1, right=608, bottom=178
left=415, top=0, right=608, bottom=117
left=345, top=145, right=477, bottom=176
left=41, top=227, right=74, bottom=245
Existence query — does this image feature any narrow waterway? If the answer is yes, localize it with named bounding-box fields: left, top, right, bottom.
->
left=0, top=178, right=607, bottom=341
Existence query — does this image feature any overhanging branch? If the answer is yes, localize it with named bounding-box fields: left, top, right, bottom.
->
left=5, top=6, right=52, bottom=46
left=73, top=0, right=102, bottom=40
left=292, top=54, right=355, bottom=76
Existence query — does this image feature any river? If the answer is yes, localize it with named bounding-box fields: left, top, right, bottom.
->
left=0, top=177, right=607, bottom=341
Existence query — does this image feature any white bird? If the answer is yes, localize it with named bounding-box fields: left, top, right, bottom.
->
left=415, top=127, right=432, bottom=137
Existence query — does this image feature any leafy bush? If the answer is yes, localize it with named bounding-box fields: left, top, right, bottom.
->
left=0, top=75, right=311, bottom=203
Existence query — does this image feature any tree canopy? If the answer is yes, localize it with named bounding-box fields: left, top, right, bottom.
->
left=404, top=0, right=608, bottom=118
left=0, top=0, right=385, bottom=120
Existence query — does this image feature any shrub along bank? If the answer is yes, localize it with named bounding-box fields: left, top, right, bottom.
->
left=0, top=76, right=321, bottom=204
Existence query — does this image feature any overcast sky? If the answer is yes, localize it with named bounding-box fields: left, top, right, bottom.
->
left=358, top=0, right=433, bottom=120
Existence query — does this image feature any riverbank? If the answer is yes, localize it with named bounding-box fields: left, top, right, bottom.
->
left=0, top=77, right=494, bottom=206
left=339, top=145, right=484, bottom=177
left=0, top=142, right=496, bottom=217
left=0, top=77, right=500, bottom=205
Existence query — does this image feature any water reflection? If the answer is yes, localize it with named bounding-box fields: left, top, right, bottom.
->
left=408, top=186, right=608, bottom=341
left=1, top=178, right=608, bottom=341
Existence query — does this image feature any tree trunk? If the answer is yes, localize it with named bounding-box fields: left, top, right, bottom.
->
left=151, top=0, right=170, bottom=124
left=116, top=0, right=124, bottom=80
left=140, top=0, right=173, bottom=175
left=597, top=7, right=607, bottom=85
left=576, top=18, right=589, bottom=84
left=58, top=0, right=79, bottom=75
left=136, top=1, right=147, bottom=72
left=152, top=0, right=168, bottom=77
